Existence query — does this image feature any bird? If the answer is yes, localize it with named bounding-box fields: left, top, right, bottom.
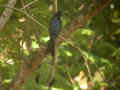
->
left=48, top=11, right=62, bottom=56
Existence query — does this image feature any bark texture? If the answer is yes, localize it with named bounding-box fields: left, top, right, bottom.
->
left=0, top=0, right=17, bottom=32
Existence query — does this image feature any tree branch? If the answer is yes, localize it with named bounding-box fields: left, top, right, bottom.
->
left=0, top=0, right=17, bottom=32
left=6, top=0, right=112, bottom=90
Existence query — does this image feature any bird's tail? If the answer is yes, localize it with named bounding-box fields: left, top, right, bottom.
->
left=48, top=38, right=55, bottom=56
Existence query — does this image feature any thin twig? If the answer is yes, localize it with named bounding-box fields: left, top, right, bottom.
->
left=21, top=0, right=38, bottom=10
left=0, top=5, right=48, bottom=30
left=48, top=48, right=58, bottom=90
left=82, top=56, right=92, bottom=80
left=66, top=65, right=74, bottom=84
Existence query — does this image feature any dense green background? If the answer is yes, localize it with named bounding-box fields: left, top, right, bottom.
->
left=0, top=0, right=120, bottom=90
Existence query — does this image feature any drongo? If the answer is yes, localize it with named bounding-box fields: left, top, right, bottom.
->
left=48, top=11, right=62, bottom=56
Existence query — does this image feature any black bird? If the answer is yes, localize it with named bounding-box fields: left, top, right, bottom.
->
left=48, top=11, right=62, bottom=56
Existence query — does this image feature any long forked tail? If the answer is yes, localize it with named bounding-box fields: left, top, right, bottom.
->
left=48, top=38, right=55, bottom=56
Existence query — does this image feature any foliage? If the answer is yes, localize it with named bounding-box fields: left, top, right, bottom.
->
left=0, top=0, right=120, bottom=90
